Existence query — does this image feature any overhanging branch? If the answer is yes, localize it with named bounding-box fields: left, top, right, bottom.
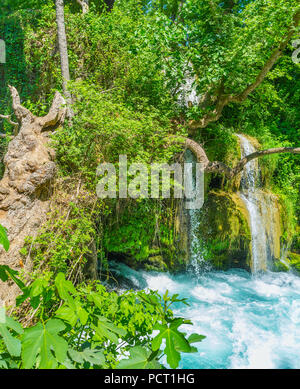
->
left=188, top=9, right=300, bottom=132
left=184, top=138, right=300, bottom=179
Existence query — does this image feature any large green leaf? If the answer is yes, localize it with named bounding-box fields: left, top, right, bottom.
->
left=0, top=308, right=24, bottom=357
left=21, top=319, right=68, bottom=369
left=55, top=304, right=78, bottom=327
left=55, top=273, right=77, bottom=310
left=29, top=278, right=49, bottom=298
left=152, top=319, right=195, bottom=368
left=0, top=225, right=9, bottom=252
left=68, top=347, right=105, bottom=367
left=92, top=316, right=126, bottom=344
left=118, top=346, right=161, bottom=369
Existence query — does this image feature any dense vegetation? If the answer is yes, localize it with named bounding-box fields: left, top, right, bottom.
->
left=0, top=0, right=299, bottom=369
left=0, top=227, right=205, bottom=369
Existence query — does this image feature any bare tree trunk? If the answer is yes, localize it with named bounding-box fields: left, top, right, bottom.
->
left=0, top=87, right=66, bottom=306
left=55, top=0, right=73, bottom=117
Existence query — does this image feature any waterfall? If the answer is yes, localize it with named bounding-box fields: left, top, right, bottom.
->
left=237, top=134, right=281, bottom=273
left=185, top=149, right=210, bottom=275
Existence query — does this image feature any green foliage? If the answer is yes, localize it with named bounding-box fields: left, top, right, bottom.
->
left=21, top=319, right=68, bottom=369
left=118, top=346, right=161, bottom=369
left=0, top=0, right=299, bottom=371
left=0, top=313, right=23, bottom=358
left=52, top=81, right=185, bottom=185
left=22, top=200, right=100, bottom=283
left=0, top=224, right=9, bottom=252
left=0, top=266, right=205, bottom=369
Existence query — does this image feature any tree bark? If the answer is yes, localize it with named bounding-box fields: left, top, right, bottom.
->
left=75, top=0, right=89, bottom=14
left=184, top=138, right=300, bottom=179
left=0, top=87, right=66, bottom=306
left=55, top=0, right=73, bottom=117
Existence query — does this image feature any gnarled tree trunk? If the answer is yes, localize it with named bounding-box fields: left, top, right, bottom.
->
left=0, top=87, right=66, bottom=306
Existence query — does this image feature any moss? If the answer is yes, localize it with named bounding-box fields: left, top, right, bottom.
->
left=193, top=190, right=252, bottom=271
left=273, top=260, right=289, bottom=272
left=103, top=199, right=189, bottom=272
left=144, top=255, right=168, bottom=272
left=277, top=195, right=297, bottom=248
left=224, top=136, right=242, bottom=192
left=291, top=226, right=300, bottom=252
left=287, top=252, right=300, bottom=273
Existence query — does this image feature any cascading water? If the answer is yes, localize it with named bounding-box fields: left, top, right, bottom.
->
left=237, top=134, right=268, bottom=272
left=184, top=149, right=210, bottom=276
left=236, top=134, right=282, bottom=273
left=110, top=135, right=299, bottom=369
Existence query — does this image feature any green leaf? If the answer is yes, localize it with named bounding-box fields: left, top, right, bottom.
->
left=188, top=333, right=206, bottom=344
left=30, top=279, right=48, bottom=298
left=0, top=309, right=23, bottom=357
left=68, top=348, right=105, bottom=367
left=0, top=354, right=8, bottom=369
left=0, top=225, right=9, bottom=252
left=75, top=300, right=89, bottom=326
left=55, top=273, right=77, bottom=310
left=118, top=346, right=161, bottom=369
left=0, top=265, right=25, bottom=290
left=55, top=304, right=77, bottom=327
left=152, top=319, right=194, bottom=369
left=21, top=319, right=67, bottom=369
left=93, top=316, right=126, bottom=344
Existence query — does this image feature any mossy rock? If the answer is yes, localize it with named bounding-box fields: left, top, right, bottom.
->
left=144, top=255, right=168, bottom=272
left=193, top=190, right=252, bottom=271
left=104, top=199, right=189, bottom=272
left=272, top=259, right=289, bottom=272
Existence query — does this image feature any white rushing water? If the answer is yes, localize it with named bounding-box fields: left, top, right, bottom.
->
left=108, top=134, right=299, bottom=369
left=110, top=261, right=300, bottom=369
left=237, top=134, right=270, bottom=273
left=143, top=269, right=300, bottom=369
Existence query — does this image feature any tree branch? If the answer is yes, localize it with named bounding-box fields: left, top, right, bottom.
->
left=230, top=147, right=300, bottom=177
left=8, top=85, right=33, bottom=123
left=184, top=138, right=300, bottom=179
left=75, top=0, right=89, bottom=14
left=0, top=114, right=19, bottom=135
left=188, top=9, right=300, bottom=132
left=37, top=91, right=67, bottom=129
left=6, top=86, right=66, bottom=132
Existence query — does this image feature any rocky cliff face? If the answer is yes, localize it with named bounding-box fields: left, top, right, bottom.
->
left=192, top=190, right=252, bottom=271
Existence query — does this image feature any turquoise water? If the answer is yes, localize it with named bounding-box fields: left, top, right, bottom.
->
left=144, top=269, right=300, bottom=369
left=110, top=262, right=300, bottom=369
